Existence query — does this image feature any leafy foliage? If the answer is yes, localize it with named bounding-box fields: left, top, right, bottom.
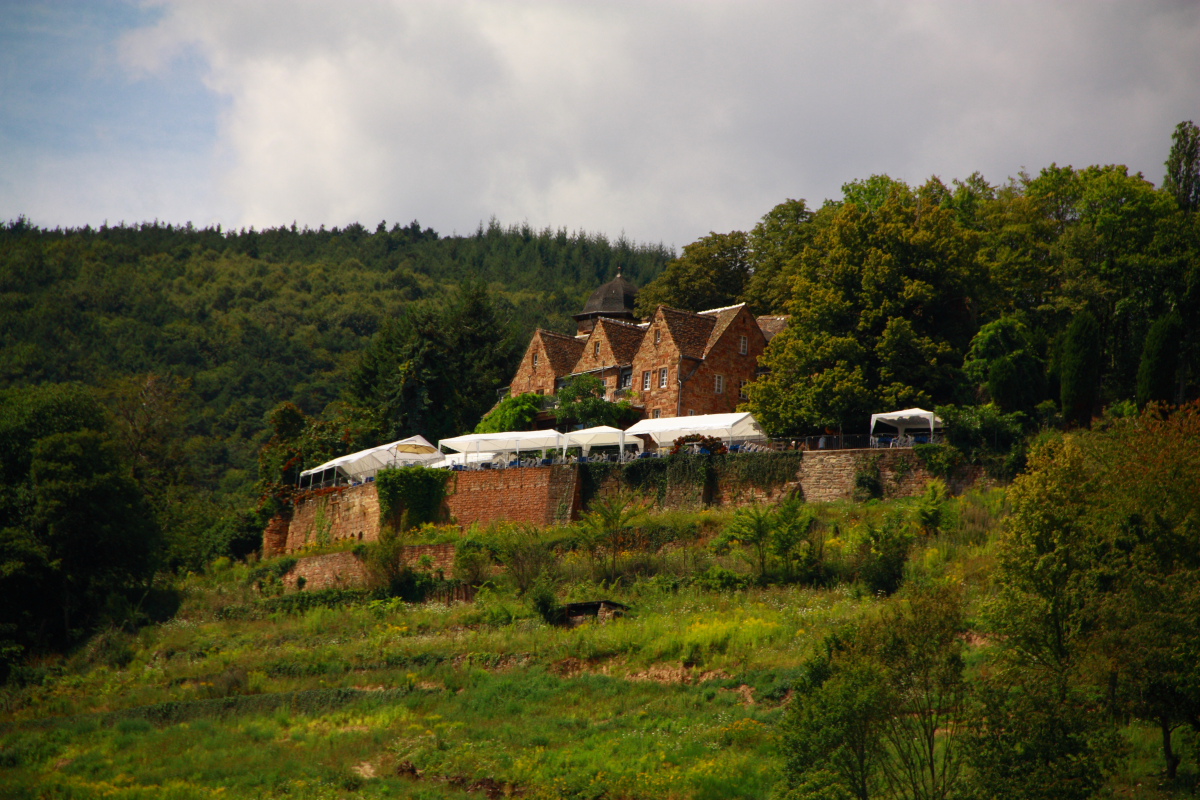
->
left=375, top=467, right=451, bottom=532
left=475, top=392, right=544, bottom=433
left=633, top=230, right=750, bottom=315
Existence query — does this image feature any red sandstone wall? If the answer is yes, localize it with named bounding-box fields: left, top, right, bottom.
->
left=281, top=544, right=459, bottom=592
left=282, top=484, right=381, bottom=554
left=446, top=465, right=580, bottom=527
left=679, top=312, right=765, bottom=416
left=283, top=550, right=370, bottom=591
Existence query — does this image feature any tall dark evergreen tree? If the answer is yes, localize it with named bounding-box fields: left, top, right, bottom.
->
left=1136, top=312, right=1183, bottom=408
left=1164, top=120, right=1200, bottom=213
left=1059, top=311, right=1102, bottom=427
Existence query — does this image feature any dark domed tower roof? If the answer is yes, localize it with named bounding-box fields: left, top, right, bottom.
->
left=573, top=272, right=639, bottom=334
left=581, top=273, right=638, bottom=315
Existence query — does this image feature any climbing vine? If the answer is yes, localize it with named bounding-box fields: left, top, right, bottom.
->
left=376, top=467, right=452, bottom=531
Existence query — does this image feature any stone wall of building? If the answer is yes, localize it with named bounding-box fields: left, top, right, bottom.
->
left=279, top=484, right=382, bottom=554
left=677, top=312, right=765, bottom=417
left=445, top=465, right=581, bottom=527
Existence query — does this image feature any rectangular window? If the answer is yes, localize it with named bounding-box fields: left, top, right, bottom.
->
left=739, top=379, right=748, bottom=399
left=642, top=371, right=651, bottom=390
left=652, top=409, right=661, bottom=419
left=658, top=368, right=668, bottom=388
left=533, top=352, right=538, bottom=368
left=654, top=329, right=662, bottom=344
left=738, top=335, right=748, bottom=355
left=621, top=371, right=632, bottom=389
left=715, top=374, right=725, bottom=394
left=594, top=341, right=600, bottom=357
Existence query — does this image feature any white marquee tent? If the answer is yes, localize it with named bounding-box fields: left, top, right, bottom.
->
left=438, top=429, right=566, bottom=456
left=563, top=425, right=639, bottom=455
left=299, top=435, right=440, bottom=487
left=624, top=412, right=768, bottom=446
left=869, top=408, right=943, bottom=436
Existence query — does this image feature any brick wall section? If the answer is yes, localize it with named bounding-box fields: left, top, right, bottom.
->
left=400, top=543, right=457, bottom=573
left=281, top=484, right=382, bottom=554
left=281, top=544, right=459, bottom=592
left=446, top=465, right=580, bottom=527
left=283, top=551, right=370, bottom=591
left=798, top=449, right=934, bottom=502
left=262, top=512, right=292, bottom=557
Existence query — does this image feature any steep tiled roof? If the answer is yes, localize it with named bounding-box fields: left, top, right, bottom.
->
left=756, top=315, right=789, bottom=342
left=596, top=317, right=646, bottom=364
left=658, top=307, right=717, bottom=360
left=699, top=304, right=745, bottom=357
left=537, top=330, right=585, bottom=375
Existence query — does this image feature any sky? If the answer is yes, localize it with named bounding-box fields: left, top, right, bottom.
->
left=2, top=1, right=1199, bottom=250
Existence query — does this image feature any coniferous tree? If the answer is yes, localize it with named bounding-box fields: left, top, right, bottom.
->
left=1136, top=311, right=1183, bottom=408
left=1164, top=120, right=1200, bottom=213
left=1059, top=311, right=1101, bottom=427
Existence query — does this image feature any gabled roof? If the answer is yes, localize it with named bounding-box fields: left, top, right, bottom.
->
left=756, top=315, right=789, bottom=342
left=536, top=329, right=586, bottom=375
left=699, top=303, right=746, bottom=358
left=595, top=317, right=646, bottom=364
left=657, top=306, right=717, bottom=360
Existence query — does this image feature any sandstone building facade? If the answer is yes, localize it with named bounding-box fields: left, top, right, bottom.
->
left=508, top=273, right=787, bottom=419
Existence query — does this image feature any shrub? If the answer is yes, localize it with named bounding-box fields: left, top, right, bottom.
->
left=853, top=515, right=912, bottom=595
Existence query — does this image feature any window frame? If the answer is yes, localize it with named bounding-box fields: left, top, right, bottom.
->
left=738, top=335, right=748, bottom=355
left=715, top=374, right=725, bottom=394
left=658, top=368, right=669, bottom=389
left=642, top=371, right=651, bottom=391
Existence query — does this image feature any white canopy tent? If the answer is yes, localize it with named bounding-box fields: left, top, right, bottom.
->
left=299, top=435, right=440, bottom=487
left=428, top=451, right=499, bottom=469
left=624, top=412, right=768, bottom=447
left=563, top=425, right=639, bottom=456
left=869, top=408, right=943, bottom=436
left=438, top=429, right=567, bottom=457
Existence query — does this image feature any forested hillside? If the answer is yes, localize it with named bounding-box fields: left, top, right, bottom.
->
left=0, top=219, right=671, bottom=561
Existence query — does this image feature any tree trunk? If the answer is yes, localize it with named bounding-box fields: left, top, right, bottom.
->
left=1161, top=715, right=1179, bottom=781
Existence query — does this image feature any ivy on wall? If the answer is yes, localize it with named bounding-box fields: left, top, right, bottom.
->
left=376, top=467, right=452, bottom=531
left=580, top=451, right=804, bottom=507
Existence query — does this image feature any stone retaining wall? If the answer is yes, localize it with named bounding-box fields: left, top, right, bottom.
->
left=281, top=544, right=459, bottom=592
left=445, top=465, right=581, bottom=527
left=798, top=448, right=933, bottom=503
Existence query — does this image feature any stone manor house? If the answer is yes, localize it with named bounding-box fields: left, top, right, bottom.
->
left=508, top=273, right=787, bottom=420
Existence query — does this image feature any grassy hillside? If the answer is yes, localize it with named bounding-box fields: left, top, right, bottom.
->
left=2, top=485, right=1190, bottom=800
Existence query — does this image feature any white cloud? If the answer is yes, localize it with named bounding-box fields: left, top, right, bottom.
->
left=24, top=1, right=1200, bottom=245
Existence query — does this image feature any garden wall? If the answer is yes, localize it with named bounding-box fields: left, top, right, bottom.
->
left=269, top=484, right=382, bottom=556
left=281, top=544, right=459, bottom=592
left=798, top=448, right=933, bottom=502
left=262, top=451, right=970, bottom=556
left=444, top=465, right=581, bottom=527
